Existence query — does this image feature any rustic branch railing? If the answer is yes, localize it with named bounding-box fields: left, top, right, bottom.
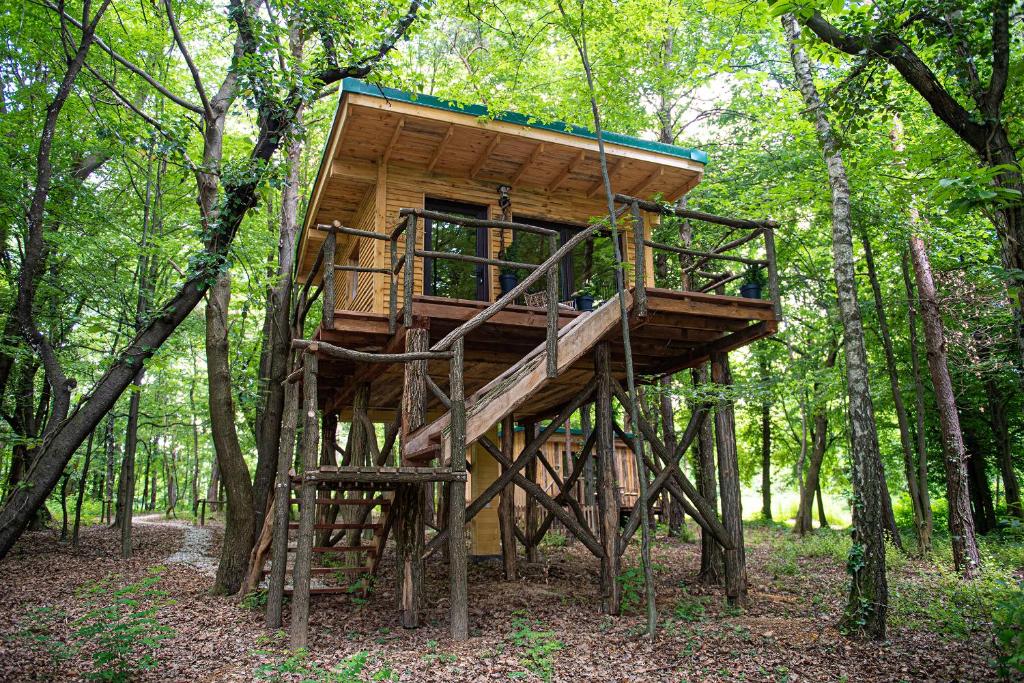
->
left=614, top=194, right=781, bottom=318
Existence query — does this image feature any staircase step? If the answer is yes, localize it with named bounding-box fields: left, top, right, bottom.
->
left=287, top=497, right=389, bottom=506
left=284, top=587, right=358, bottom=595
left=286, top=566, right=370, bottom=575
left=287, top=523, right=381, bottom=530
left=404, top=292, right=631, bottom=461
left=287, top=545, right=377, bottom=555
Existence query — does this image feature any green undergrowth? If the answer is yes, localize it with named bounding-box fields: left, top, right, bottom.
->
left=506, top=611, right=564, bottom=682
left=253, top=648, right=396, bottom=682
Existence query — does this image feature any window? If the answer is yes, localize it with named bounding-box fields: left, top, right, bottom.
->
left=423, top=199, right=489, bottom=301
left=511, top=216, right=625, bottom=300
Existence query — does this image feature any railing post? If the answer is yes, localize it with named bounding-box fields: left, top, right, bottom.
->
left=323, top=229, right=336, bottom=329
left=447, top=338, right=468, bottom=640
left=389, top=223, right=400, bottom=334
left=404, top=214, right=417, bottom=328
left=545, top=233, right=559, bottom=378
left=763, top=225, right=781, bottom=318
left=629, top=201, right=647, bottom=318
left=290, top=348, right=319, bottom=649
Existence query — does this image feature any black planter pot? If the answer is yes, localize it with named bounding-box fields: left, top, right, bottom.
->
left=740, top=282, right=762, bottom=299
left=575, top=294, right=595, bottom=312
left=499, top=273, right=519, bottom=295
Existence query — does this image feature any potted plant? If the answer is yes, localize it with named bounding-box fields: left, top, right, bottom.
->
left=498, top=239, right=521, bottom=295
left=574, top=278, right=596, bottom=312
left=740, top=264, right=766, bottom=299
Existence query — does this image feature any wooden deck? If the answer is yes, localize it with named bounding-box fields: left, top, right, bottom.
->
left=313, top=288, right=777, bottom=422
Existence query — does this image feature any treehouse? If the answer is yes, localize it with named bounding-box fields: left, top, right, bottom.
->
left=254, top=78, right=781, bottom=647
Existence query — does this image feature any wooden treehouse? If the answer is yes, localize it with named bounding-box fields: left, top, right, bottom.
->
left=258, top=78, right=781, bottom=646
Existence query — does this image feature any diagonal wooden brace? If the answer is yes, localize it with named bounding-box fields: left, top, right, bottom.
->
left=529, top=429, right=597, bottom=546
left=422, top=382, right=596, bottom=558
left=610, top=378, right=732, bottom=550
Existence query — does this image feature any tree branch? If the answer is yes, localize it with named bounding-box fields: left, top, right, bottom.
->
left=985, top=0, right=1010, bottom=114
left=39, top=0, right=206, bottom=115
left=162, top=0, right=212, bottom=117
left=799, top=11, right=989, bottom=152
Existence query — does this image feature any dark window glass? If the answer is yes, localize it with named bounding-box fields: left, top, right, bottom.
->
left=423, top=199, right=489, bottom=301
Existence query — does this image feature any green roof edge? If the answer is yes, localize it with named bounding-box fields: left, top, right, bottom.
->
left=342, top=78, right=709, bottom=165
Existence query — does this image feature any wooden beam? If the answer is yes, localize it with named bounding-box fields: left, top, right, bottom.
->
left=381, top=117, right=405, bottom=165
left=330, top=158, right=378, bottom=183
left=548, top=150, right=586, bottom=192
left=426, top=124, right=454, bottom=173
left=627, top=167, right=664, bottom=198
left=470, top=133, right=503, bottom=179
left=511, top=142, right=545, bottom=185
left=587, top=158, right=622, bottom=197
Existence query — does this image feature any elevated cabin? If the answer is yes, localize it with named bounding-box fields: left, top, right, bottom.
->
left=267, top=78, right=781, bottom=646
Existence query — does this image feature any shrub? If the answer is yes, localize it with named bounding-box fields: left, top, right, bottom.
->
left=73, top=567, right=175, bottom=682
left=507, top=615, right=564, bottom=682
left=993, top=583, right=1024, bottom=678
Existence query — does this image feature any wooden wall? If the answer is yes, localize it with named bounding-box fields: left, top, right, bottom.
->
left=331, top=161, right=658, bottom=314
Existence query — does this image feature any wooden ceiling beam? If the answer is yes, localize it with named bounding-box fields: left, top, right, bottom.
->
left=380, top=117, right=405, bottom=165
left=627, top=167, right=664, bottom=198
left=426, top=124, right=454, bottom=173
left=330, top=158, right=378, bottom=183
left=548, top=150, right=586, bottom=193
left=470, top=133, right=503, bottom=179
left=511, top=142, right=545, bottom=186
left=586, top=158, right=623, bottom=198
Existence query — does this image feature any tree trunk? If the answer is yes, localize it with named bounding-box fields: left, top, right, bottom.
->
left=963, top=422, right=997, bottom=535
left=120, top=371, right=143, bottom=558
left=693, top=364, right=723, bottom=585
left=711, top=352, right=747, bottom=606
left=815, top=482, right=829, bottom=529
left=785, top=14, right=888, bottom=639
left=909, top=235, right=980, bottom=576
left=794, top=410, right=827, bottom=536
left=861, top=230, right=929, bottom=553
left=103, top=413, right=116, bottom=524
left=659, top=375, right=686, bottom=535
left=988, top=390, right=1022, bottom=519
left=71, top=429, right=95, bottom=547
left=251, top=100, right=303, bottom=538
left=901, top=250, right=934, bottom=552
left=206, top=272, right=256, bottom=594
left=758, top=357, right=772, bottom=522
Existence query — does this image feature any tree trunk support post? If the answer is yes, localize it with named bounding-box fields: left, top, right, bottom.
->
left=524, top=418, right=540, bottom=563
left=499, top=414, right=518, bottom=580
left=711, top=350, right=747, bottom=607
left=289, top=349, right=319, bottom=649
left=630, top=201, right=647, bottom=318
left=447, top=337, right=468, bottom=641
left=323, top=231, right=336, bottom=329
left=396, top=326, right=427, bottom=628
left=594, top=343, right=621, bottom=615
left=266, top=354, right=300, bottom=628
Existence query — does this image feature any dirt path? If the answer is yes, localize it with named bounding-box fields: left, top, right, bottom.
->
left=134, top=514, right=218, bottom=576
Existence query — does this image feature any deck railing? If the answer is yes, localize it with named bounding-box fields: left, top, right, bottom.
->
left=295, top=196, right=779, bottom=386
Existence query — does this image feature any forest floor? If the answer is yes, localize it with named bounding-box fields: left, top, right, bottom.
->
left=0, top=516, right=1012, bottom=682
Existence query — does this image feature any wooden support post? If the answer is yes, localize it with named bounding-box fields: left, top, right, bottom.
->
left=389, top=225, right=400, bottom=333
left=448, top=338, right=468, bottom=641
left=523, top=419, right=540, bottom=562
left=711, top=351, right=747, bottom=606
left=545, top=233, right=559, bottom=378
left=323, top=231, right=336, bottom=328
left=403, top=215, right=417, bottom=328
left=396, top=327, right=427, bottom=628
left=289, top=350, right=319, bottom=649
left=630, top=201, right=647, bottom=317
left=763, top=226, right=781, bottom=318
left=266, top=367, right=300, bottom=628
left=594, top=343, right=621, bottom=615
left=499, top=415, right=518, bottom=580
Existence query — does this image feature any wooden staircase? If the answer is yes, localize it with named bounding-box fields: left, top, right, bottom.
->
left=278, top=474, right=395, bottom=596
left=404, top=291, right=633, bottom=462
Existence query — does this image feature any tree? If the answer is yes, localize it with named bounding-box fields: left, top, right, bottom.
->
left=785, top=14, right=889, bottom=639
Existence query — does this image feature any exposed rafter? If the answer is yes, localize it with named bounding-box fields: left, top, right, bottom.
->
left=628, top=167, right=663, bottom=199
left=548, top=150, right=586, bottom=193
left=426, top=124, right=454, bottom=173
left=470, top=133, right=503, bottom=179
left=587, top=158, right=622, bottom=197
left=381, top=117, right=405, bottom=165
left=511, top=142, right=545, bottom=186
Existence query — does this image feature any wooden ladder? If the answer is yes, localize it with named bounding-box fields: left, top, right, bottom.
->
left=280, top=476, right=395, bottom=596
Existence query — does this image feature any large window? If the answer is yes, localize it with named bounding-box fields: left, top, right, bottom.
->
left=512, top=217, right=624, bottom=301
left=423, top=199, right=489, bottom=301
